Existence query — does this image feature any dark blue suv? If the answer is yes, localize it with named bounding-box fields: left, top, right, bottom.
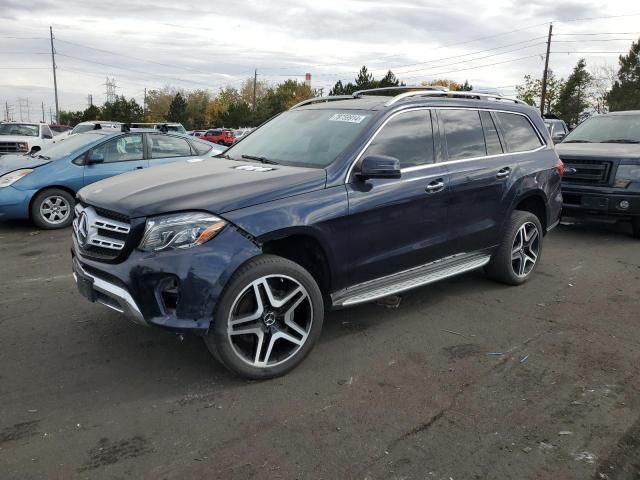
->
left=71, top=87, right=563, bottom=379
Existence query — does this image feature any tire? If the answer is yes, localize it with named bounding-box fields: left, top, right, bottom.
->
left=632, top=218, right=640, bottom=239
left=485, top=210, right=543, bottom=285
left=204, top=254, right=324, bottom=380
left=30, top=188, right=75, bottom=229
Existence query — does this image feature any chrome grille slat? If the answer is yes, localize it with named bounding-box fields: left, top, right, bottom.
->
left=73, top=205, right=131, bottom=254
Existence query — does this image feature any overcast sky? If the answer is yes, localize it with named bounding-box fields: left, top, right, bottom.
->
left=1, top=0, right=638, bottom=122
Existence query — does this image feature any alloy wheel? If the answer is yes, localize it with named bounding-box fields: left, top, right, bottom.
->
left=511, top=221, right=540, bottom=277
left=227, top=275, right=313, bottom=368
left=40, top=195, right=71, bottom=225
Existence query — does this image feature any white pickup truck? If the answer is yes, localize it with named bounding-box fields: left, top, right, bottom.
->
left=0, top=122, right=56, bottom=156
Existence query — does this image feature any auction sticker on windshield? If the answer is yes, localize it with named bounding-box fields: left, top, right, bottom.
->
left=329, top=113, right=368, bottom=123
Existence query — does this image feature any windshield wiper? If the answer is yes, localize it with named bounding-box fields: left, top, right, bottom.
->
left=563, top=140, right=592, bottom=143
left=241, top=154, right=279, bottom=165
left=601, top=139, right=640, bottom=144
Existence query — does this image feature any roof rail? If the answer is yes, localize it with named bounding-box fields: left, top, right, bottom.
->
left=385, top=90, right=527, bottom=107
left=289, top=95, right=354, bottom=110
left=352, top=85, right=448, bottom=98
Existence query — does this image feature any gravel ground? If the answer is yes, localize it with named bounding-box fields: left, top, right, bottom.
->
left=0, top=220, right=639, bottom=480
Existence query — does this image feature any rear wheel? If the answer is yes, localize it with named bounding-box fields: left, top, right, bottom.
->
left=632, top=218, right=640, bottom=238
left=30, top=188, right=74, bottom=229
left=486, top=211, right=543, bottom=285
left=204, top=255, right=324, bottom=380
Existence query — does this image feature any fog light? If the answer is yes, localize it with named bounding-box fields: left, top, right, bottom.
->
left=619, top=200, right=630, bottom=210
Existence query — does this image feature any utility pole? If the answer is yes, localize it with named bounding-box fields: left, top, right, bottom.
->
left=88, top=94, right=93, bottom=107
left=143, top=88, right=147, bottom=121
left=252, top=69, right=257, bottom=111
left=540, top=23, right=553, bottom=116
left=4, top=101, right=9, bottom=122
left=41, top=101, right=45, bottom=122
left=50, top=26, right=60, bottom=124
left=49, top=107, right=53, bottom=124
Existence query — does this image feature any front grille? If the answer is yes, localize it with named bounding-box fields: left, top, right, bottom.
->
left=0, top=142, right=22, bottom=154
left=73, top=204, right=131, bottom=260
left=562, top=159, right=612, bottom=185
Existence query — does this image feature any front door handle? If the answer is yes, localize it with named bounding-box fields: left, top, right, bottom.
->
left=496, top=167, right=511, bottom=178
left=135, top=166, right=145, bottom=170
left=426, top=179, right=445, bottom=193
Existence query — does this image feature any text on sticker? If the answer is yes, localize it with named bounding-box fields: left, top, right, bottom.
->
left=329, top=113, right=367, bottom=123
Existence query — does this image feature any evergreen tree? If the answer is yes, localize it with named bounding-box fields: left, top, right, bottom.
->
left=607, top=38, right=640, bottom=111
left=378, top=70, right=400, bottom=88
left=456, top=80, right=473, bottom=91
left=167, top=92, right=188, bottom=123
left=554, top=59, right=591, bottom=124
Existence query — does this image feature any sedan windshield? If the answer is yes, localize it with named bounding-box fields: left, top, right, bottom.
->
left=38, top=133, right=105, bottom=160
left=563, top=114, right=640, bottom=144
left=0, top=123, right=39, bottom=136
left=224, top=109, right=374, bottom=168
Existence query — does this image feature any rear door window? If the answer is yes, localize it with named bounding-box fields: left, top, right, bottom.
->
left=439, top=109, right=486, bottom=160
left=149, top=135, right=193, bottom=159
left=363, top=110, right=434, bottom=169
left=495, top=112, right=543, bottom=152
left=480, top=111, right=503, bottom=156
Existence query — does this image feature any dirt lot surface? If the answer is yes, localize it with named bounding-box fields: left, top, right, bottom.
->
left=0, top=220, right=639, bottom=480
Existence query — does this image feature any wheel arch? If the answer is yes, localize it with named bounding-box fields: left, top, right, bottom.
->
left=511, top=190, right=549, bottom=233
left=259, top=227, right=334, bottom=299
left=28, top=185, right=77, bottom=219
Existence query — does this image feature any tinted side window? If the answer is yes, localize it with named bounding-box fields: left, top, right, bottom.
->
left=91, top=135, right=144, bottom=163
left=495, top=112, right=542, bottom=152
left=439, top=109, right=486, bottom=160
left=363, top=110, right=434, bottom=168
left=480, top=111, right=503, bottom=155
left=150, top=135, right=193, bottom=159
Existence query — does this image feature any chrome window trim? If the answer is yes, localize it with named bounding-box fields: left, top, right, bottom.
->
left=345, top=106, right=548, bottom=183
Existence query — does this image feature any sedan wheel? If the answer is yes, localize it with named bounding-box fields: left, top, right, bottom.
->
left=40, top=195, right=71, bottom=226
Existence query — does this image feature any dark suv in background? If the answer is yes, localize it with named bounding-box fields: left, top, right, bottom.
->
left=557, top=111, right=640, bottom=237
left=71, top=87, right=563, bottom=379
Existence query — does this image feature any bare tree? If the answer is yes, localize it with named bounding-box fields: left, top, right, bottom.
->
left=589, top=64, right=617, bottom=113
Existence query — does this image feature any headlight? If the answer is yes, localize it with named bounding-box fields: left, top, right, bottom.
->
left=17, top=142, right=28, bottom=152
left=614, top=164, right=640, bottom=188
left=0, top=169, right=33, bottom=188
left=139, top=212, right=227, bottom=252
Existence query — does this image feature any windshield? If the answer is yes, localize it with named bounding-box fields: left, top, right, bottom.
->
left=0, top=123, right=39, bottom=137
left=563, top=114, right=640, bottom=143
left=72, top=124, right=98, bottom=134
left=224, top=109, right=374, bottom=168
left=38, top=133, right=104, bottom=159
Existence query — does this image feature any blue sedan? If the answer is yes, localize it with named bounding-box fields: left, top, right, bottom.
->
left=0, top=129, right=214, bottom=229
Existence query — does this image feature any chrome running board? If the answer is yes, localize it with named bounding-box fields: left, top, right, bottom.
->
left=331, top=252, right=491, bottom=307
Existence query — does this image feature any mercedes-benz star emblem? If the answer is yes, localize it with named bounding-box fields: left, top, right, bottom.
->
left=77, top=211, right=89, bottom=247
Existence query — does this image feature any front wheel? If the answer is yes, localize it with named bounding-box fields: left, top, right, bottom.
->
left=30, top=188, right=75, bottom=229
left=485, top=211, right=543, bottom=285
left=204, top=255, right=324, bottom=379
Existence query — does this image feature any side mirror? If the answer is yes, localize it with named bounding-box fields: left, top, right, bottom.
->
left=357, top=155, right=401, bottom=180
left=554, top=132, right=566, bottom=143
left=86, top=151, right=105, bottom=164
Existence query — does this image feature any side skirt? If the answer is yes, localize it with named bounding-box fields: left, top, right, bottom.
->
left=331, top=252, right=491, bottom=308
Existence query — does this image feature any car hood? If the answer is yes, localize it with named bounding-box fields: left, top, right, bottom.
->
left=78, top=158, right=327, bottom=218
left=0, top=154, right=50, bottom=176
left=556, top=142, right=640, bottom=160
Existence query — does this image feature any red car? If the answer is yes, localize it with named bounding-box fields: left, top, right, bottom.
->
left=201, top=128, right=235, bottom=146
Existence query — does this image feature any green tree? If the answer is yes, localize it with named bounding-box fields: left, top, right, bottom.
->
left=167, top=93, right=188, bottom=123
left=146, top=86, right=179, bottom=122
left=555, top=59, right=592, bottom=124
left=456, top=80, right=473, bottom=91
left=101, top=96, right=143, bottom=123
left=516, top=71, right=564, bottom=114
left=59, top=110, right=84, bottom=126
left=607, top=38, right=640, bottom=111
left=185, top=90, right=210, bottom=129
left=82, top=104, right=101, bottom=121
left=378, top=70, right=400, bottom=88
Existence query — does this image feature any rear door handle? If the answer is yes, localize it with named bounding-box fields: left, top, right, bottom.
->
left=496, top=167, right=511, bottom=178
left=135, top=166, right=145, bottom=170
left=426, top=179, right=445, bottom=193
